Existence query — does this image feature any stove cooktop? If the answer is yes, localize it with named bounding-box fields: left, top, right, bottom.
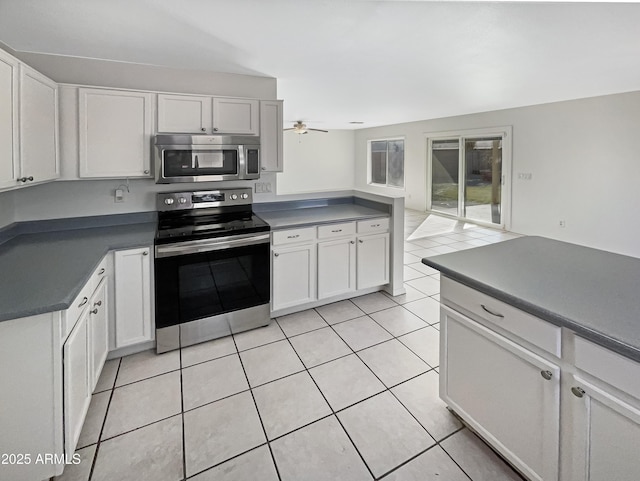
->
left=155, top=213, right=270, bottom=244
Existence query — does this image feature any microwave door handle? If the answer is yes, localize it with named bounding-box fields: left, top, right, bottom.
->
left=238, top=146, right=245, bottom=175
left=193, top=154, right=198, bottom=169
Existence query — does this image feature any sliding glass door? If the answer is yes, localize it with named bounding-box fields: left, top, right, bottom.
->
left=428, top=129, right=509, bottom=227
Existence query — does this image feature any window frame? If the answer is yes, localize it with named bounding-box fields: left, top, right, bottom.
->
left=367, top=137, right=405, bottom=189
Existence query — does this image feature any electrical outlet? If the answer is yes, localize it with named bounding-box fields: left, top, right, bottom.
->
left=518, top=173, right=533, bottom=180
left=114, top=188, right=125, bottom=203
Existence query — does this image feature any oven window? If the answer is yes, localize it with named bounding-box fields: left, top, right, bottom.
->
left=155, top=242, right=269, bottom=328
left=163, top=149, right=238, bottom=177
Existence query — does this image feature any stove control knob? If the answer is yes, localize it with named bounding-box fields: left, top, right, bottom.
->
left=178, top=197, right=187, bottom=204
left=230, top=194, right=238, bottom=200
left=164, top=198, right=174, bottom=205
left=241, top=193, right=249, bottom=199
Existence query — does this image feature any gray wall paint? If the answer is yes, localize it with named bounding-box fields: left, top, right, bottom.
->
left=355, top=90, right=640, bottom=257
left=10, top=50, right=277, bottom=99
left=0, top=191, right=15, bottom=228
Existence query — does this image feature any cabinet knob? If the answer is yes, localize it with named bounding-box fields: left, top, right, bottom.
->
left=91, top=308, right=99, bottom=315
left=274, top=253, right=279, bottom=257
left=143, top=251, right=149, bottom=256
left=18, top=177, right=27, bottom=183
left=350, top=240, right=355, bottom=244
left=261, top=167, right=266, bottom=170
left=201, top=128, right=206, bottom=132
left=94, top=300, right=102, bottom=307
left=144, top=170, right=150, bottom=174
left=540, top=370, right=553, bottom=380
left=571, top=387, right=585, bottom=398
left=358, top=240, right=363, bottom=243
left=213, top=127, right=219, bottom=132
left=27, top=176, right=34, bottom=181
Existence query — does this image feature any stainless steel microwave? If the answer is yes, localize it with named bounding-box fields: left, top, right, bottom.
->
left=154, top=135, right=260, bottom=184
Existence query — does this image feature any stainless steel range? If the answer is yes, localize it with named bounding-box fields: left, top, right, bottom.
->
left=154, top=188, right=270, bottom=353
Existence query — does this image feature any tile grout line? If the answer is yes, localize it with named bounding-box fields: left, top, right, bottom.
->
left=179, top=339, right=188, bottom=481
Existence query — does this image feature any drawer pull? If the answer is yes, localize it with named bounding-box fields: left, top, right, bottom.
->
left=287, top=235, right=300, bottom=239
left=481, top=304, right=504, bottom=318
left=571, top=387, right=585, bottom=398
left=331, top=229, right=342, bottom=233
left=91, top=308, right=99, bottom=315
left=78, top=297, right=88, bottom=308
left=94, top=301, right=102, bottom=307
left=98, top=268, right=106, bottom=275
left=371, top=224, right=381, bottom=227
left=540, top=370, right=553, bottom=380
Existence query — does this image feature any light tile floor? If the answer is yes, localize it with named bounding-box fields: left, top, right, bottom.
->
left=56, top=213, right=524, bottom=481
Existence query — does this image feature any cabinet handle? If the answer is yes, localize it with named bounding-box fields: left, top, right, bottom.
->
left=143, top=251, right=149, bottom=256
left=331, top=229, right=342, bottom=233
left=98, top=268, right=105, bottom=275
left=91, top=308, right=99, bottom=315
left=274, top=253, right=279, bottom=257
left=27, top=176, right=34, bottom=181
left=201, top=128, right=206, bottom=132
left=94, top=300, right=102, bottom=307
left=480, top=304, right=504, bottom=318
left=571, top=387, right=585, bottom=398
left=213, top=127, right=219, bottom=132
left=78, top=297, right=88, bottom=307
left=350, top=240, right=355, bottom=244
left=144, top=170, right=150, bottom=174
left=371, top=224, right=380, bottom=227
left=261, top=166, right=266, bottom=170
left=18, top=177, right=28, bottom=183
left=540, top=370, right=553, bottom=380
left=287, top=235, right=300, bottom=239
left=358, top=240, right=363, bottom=243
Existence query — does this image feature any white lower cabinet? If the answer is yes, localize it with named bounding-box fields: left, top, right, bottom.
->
left=441, top=306, right=560, bottom=481
left=272, top=243, right=316, bottom=311
left=63, top=308, right=91, bottom=461
left=88, top=278, right=108, bottom=391
left=317, top=237, right=356, bottom=299
left=568, top=375, right=640, bottom=481
left=113, top=247, right=153, bottom=349
left=356, top=232, right=389, bottom=290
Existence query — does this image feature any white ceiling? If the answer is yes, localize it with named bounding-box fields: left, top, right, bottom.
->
left=1, top=0, right=640, bottom=130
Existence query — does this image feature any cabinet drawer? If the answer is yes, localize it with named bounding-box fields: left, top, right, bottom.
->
left=441, top=277, right=561, bottom=356
left=272, top=227, right=316, bottom=246
left=357, top=217, right=389, bottom=234
left=574, top=336, right=640, bottom=400
left=317, top=222, right=356, bottom=239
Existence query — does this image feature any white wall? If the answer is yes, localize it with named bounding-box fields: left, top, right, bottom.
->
left=277, top=130, right=355, bottom=195
left=355, top=91, right=640, bottom=258
left=0, top=190, right=15, bottom=228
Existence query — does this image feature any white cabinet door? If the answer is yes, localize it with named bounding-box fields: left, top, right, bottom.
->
left=259, top=100, right=283, bottom=172
left=317, top=237, right=356, bottom=299
left=213, top=97, right=259, bottom=135
left=356, top=232, right=389, bottom=290
left=19, top=65, right=59, bottom=185
left=63, top=309, right=91, bottom=459
left=272, top=244, right=316, bottom=311
left=568, top=375, right=640, bottom=481
left=114, top=247, right=153, bottom=348
left=157, top=93, right=211, bottom=134
left=79, top=88, right=153, bottom=178
left=0, top=49, right=18, bottom=190
left=441, top=307, right=560, bottom=481
left=89, top=278, right=108, bottom=392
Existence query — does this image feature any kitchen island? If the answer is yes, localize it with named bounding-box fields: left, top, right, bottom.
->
left=423, top=236, right=640, bottom=481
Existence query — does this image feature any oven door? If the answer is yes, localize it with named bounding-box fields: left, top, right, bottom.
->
left=154, top=233, right=270, bottom=332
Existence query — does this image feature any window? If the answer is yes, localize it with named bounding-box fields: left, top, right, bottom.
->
left=369, top=139, right=404, bottom=188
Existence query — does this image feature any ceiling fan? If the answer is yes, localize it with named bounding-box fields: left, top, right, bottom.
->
left=284, top=121, right=328, bottom=135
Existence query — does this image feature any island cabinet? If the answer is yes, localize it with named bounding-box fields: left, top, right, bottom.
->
left=271, top=217, right=390, bottom=315
left=440, top=276, right=640, bottom=481
left=157, top=93, right=259, bottom=135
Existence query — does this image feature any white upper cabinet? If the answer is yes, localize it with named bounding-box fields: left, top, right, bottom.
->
left=0, top=49, right=18, bottom=190
left=157, top=94, right=259, bottom=135
left=157, top=94, right=210, bottom=134
left=260, top=100, right=283, bottom=172
left=78, top=88, right=153, bottom=178
left=212, top=97, right=259, bottom=135
left=18, top=64, right=59, bottom=186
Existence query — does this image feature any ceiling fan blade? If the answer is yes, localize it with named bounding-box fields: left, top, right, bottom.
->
left=308, top=128, right=329, bottom=133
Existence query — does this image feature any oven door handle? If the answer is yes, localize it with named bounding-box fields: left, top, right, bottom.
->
left=155, top=233, right=270, bottom=258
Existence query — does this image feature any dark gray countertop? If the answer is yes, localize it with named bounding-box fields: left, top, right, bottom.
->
left=0, top=222, right=156, bottom=322
left=257, top=204, right=388, bottom=230
left=423, top=236, right=640, bottom=362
